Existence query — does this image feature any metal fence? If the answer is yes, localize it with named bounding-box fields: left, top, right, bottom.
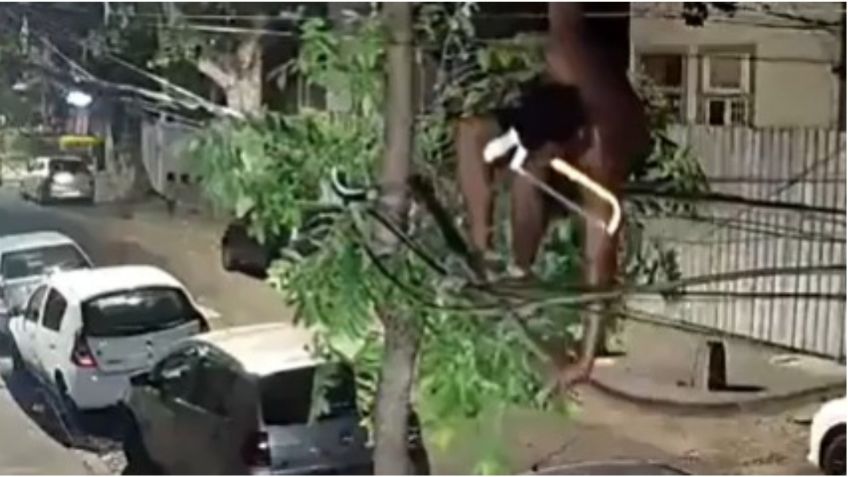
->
left=632, top=125, right=846, bottom=360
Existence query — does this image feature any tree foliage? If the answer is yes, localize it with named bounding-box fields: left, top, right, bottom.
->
left=190, top=4, right=708, bottom=473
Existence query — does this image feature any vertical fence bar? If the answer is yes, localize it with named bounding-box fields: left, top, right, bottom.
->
left=719, top=128, right=733, bottom=331
left=800, top=129, right=819, bottom=350
left=811, top=130, right=831, bottom=354
left=745, top=127, right=760, bottom=339
left=836, top=135, right=846, bottom=359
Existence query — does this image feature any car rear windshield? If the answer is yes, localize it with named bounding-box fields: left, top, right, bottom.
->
left=1, top=245, right=90, bottom=280
left=259, top=364, right=358, bottom=426
left=50, top=159, right=87, bottom=174
left=81, top=286, right=200, bottom=337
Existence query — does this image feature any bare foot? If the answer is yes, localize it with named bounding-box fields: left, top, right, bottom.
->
left=554, top=359, right=594, bottom=394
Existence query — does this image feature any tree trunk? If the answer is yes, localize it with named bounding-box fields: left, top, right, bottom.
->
left=373, top=3, right=421, bottom=475
left=374, top=315, right=420, bottom=475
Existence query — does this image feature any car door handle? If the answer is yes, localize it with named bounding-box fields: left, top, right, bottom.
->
left=339, top=431, right=354, bottom=446
left=48, top=344, right=56, bottom=350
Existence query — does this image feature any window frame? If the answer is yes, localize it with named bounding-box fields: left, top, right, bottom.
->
left=25, top=285, right=48, bottom=323
left=701, top=52, right=752, bottom=95
left=636, top=50, right=688, bottom=123
left=186, top=349, right=243, bottom=417
left=152, top=344, right=201, bottom=403
left=152, top=343, right=243, bottom=417
left=41, top=288, right=68, bottom=331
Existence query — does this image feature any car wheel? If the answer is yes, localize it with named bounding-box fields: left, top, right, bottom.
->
left=123, top=418, right=163, bottom=475
left=822, top=430, right=846, bottom=476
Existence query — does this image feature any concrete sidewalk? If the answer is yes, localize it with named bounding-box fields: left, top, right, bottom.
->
left=0, top=387, right=100, bottom=474
left=591, top=320, right=846, bottom=410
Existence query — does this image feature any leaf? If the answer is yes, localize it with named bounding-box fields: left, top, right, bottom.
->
left=430, top=425, right=457, bottom=451
left=235, top=195, right=255, bottom=218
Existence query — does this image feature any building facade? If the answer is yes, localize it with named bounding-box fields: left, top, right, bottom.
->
left=632, top=2, right=844, bottom=128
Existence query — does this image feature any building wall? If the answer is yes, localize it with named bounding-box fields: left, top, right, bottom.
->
left=632, top=2, right=843, bottom=128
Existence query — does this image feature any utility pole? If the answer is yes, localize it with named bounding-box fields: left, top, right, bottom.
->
left=372, top=3, right=421, bottom=475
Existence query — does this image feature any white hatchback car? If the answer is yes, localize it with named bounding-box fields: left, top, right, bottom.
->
left=0, top=231, right=92, bottom=335
left=20, top=156, right=95, bottom=204
left=808, top=397, right=846, bottom=475
left=9, top=265, right=210, bottom=411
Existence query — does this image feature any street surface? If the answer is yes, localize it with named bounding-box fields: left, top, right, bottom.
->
left=0, top=186, right=827, bottom=475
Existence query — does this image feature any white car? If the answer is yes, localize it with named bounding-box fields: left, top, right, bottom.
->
left=0, top=231, right=92, bottom=335
left=20, top=155, right=95, bottom=204
left=808, top=397, right=846, bottom=475
left=9, top=265, right=210, bottom=411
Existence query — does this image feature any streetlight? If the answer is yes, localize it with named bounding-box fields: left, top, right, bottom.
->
left=66, top=90, right=93, bottom=108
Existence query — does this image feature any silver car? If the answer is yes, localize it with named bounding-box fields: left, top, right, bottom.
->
left=21, top=156, right=95, bottom=204
left=0, top=231, right=93, bottom=335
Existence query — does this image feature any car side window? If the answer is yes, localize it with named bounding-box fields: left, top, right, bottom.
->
left=153, top=346, right=200, bottom=402
left=41, top=289, right=67, bottom=331
left=25, top=286, right=48, bottom=322
left=188, top=351, right=241, bottom=417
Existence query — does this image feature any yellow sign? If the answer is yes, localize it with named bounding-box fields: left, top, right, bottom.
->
left=58, top=135, right=103, bottom=149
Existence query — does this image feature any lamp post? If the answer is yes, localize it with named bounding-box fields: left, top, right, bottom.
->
left=65, top=90, right=92, bottom=135
left=66, top=90, right=93, bottom=108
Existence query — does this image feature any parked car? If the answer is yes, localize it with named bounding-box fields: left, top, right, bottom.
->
left=8, top=265, right=210, bottom=411
left=20, top=155, right=95, bottom=204
left=0, top=231, right=92, bottom=335
left=124, top=322, right=429, bottom=475
left=808, top=397, right=846, bottom=475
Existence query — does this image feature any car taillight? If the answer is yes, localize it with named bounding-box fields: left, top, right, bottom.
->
left=241, top=430, right=271, bottom=468
left=71, top=333, right=98, bottom=369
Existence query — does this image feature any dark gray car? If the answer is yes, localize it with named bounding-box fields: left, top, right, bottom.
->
left=123, top=323, right=428, bottom=475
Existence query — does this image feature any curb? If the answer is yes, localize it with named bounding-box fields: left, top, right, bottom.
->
left=589, top=377, right=846, bottom=414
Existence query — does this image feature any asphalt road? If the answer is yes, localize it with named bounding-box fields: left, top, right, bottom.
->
left=0, top=186, right=292, bottom=328
left=0, top=189, right=104, bottom=258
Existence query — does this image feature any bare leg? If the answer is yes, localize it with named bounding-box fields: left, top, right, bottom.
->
left=456, top=117, right=501, bottom=256
left=558, top=156, right=621, bottom=387
left=510, top=157, right=552, bottom=275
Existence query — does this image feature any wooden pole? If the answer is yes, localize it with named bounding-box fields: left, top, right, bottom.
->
left=372, top=3, right=422, bottom=475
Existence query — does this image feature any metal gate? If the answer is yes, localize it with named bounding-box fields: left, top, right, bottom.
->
left=631, top=125, right=846, bottom=360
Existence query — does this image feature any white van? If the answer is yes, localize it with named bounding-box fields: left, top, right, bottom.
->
left=9, top=265, right=209, bottom=410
